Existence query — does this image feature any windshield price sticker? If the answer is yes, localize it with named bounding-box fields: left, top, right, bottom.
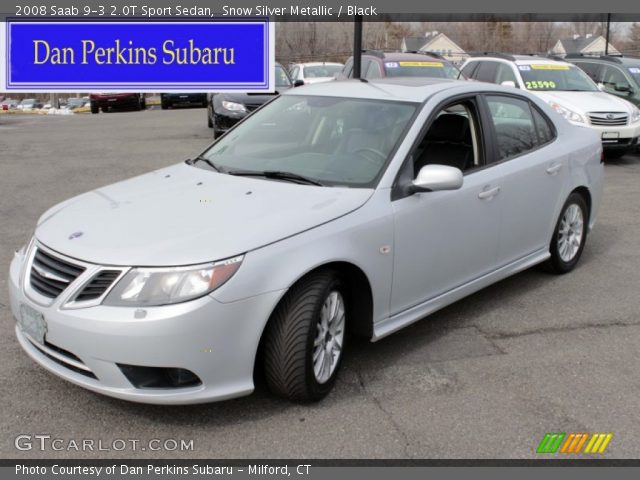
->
left=385, top=62, right=399, bottom=68
left=518, top=65, right=531, bottom=71
left=629, top=67, right=640, bottom=74
left=525, top=80, right=557, bottom=90
left=531, top=64, right=570, bottom=70
left=398, top=61, right=444, bottom=67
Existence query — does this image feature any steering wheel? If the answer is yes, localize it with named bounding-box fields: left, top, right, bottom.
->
left=353, top=147, right=387, bottom=166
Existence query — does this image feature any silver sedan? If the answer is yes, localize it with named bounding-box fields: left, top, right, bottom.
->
left=9, top=78, right=603, bottom=404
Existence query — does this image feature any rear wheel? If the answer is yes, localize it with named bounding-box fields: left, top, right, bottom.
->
left=101, top=106, right=108, bottom=113
left=263, top=270, right=346, bottom=402
left=207, top=106, right=213, bottom=127
left=90, top=102, right=99, bottom=114
left=161, top=99, right=169, bottom=110
left=545, top=192, right=588, bottom=274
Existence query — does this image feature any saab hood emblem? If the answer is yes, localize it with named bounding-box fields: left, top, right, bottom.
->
left=68, top=231, right=83, bottom=240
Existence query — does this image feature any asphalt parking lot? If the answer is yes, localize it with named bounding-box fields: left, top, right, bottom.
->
left=1, top=109, right=639, bottom=459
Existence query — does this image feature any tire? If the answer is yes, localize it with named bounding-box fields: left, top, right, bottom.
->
left=207, top=107, right=213, bottom=128
left=90, top=103, right=99, bottom=114
left=263, top=270, right=347, bottom=402
left=140, top=97, right=146, bottom=110
left=101, top=106, right=108, bottom=113
left=161, top=100, right=169, bottom=110
left=604, top=150, right=625, bottom=160
left=544, top=192, right=588, bottom=274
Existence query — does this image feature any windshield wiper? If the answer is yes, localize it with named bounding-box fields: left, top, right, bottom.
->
left=188, top=155, right=223, bottom=172
left=227, top=170, right=324, bottom=186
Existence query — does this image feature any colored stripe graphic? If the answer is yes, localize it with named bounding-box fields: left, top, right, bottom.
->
left=584, top=433, right=613, bottom=454
left=538, top=433, right=613, bottom=454
left=537, top=433, right=565, bottom=453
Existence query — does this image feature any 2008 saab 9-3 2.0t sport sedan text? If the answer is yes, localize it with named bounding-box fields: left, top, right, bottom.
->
left=10, top=78, right=603, bottom=404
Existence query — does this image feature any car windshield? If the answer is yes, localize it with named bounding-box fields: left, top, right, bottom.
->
left=628, top=67, right=640, bottom=85
left=383, top=60, right=460, bottom=79
left=198, top=95, right=417, bottom=187
left=21, top=99, right=35, bottom=104
left=276, top=66, right=291, bottom=87
left=303, top=65, right=343, bottom=78
left=519, top=64, right=598, bottom=91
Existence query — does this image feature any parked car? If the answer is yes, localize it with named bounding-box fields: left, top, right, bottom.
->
left=161, top=93, right=207, bottom=109
left=89, top=93, right=146, bottom=114
left=17, top=99, right=43, bottom=110
left=567, top=54, right=640, bottom=107
left=65, top=97, right=89, bottom=111
left=10, top=78, right=603, bottom=405
left=207, top=63, right=293, bottom=138
left=1, top=99, right=18, bottom=110
left=461, top=54, right=640, bottom=158
left=339, top=50, right=463, bottom=80
left=289, top=62, right=344, bottom=84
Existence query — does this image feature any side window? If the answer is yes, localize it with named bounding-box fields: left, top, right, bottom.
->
left=531, top=107, right=555, bottom=145
left=366, top=60, right=382, bottom=79
left=575, top=62, right=600, bottom=82
left=601, top=65, right=630, bottom=91
left=495, top=64, right=518, bottom=85
left=344, top=58, right=354, bottom=78
left=413, top=100, right=482, bottom=175
left=461, top=62, right=478, bottom=79
left=486, top=95, right=540, bottom=161
left=474, top=62, right=500, bottom=83
left=360, top=59, right=372, bottom=78
left=290, top=66, right=300, bottom=80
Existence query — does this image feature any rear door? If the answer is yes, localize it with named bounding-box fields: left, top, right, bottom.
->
left=482, top=94, right=569, bottom=266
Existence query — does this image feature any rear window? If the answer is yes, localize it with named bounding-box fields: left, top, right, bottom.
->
left=383, top=61, right=460, bottom=79
left=303, top=65, right=343, bottom=78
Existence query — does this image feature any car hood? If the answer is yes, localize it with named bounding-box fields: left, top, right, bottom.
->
left=533, top=90, right=634, bottom=114
left=35, top=163, right=373, bottom=266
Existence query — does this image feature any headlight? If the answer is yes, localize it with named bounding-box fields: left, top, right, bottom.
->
left=548, top=101, right=585, bottom=124
left=103, top=256, right=243, bottom=307
left=631, top=107, right=640, bottom=124
left=221, top=100, right=247, bottom=112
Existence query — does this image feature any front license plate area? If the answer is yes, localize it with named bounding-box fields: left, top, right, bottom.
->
left=18, top=303, right=47, bottom=344
left=602, top=132, right=619, bottom=143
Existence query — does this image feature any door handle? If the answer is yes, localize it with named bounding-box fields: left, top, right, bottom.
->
left=546, top=163, right=562, bottom=175
left=478, top=186, right=501, bottom=200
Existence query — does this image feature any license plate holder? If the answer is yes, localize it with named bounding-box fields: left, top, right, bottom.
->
left=18, top=303, right=47, bottom=345
left=602, top=132, right=619, bottom=142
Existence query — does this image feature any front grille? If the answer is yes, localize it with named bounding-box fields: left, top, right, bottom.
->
left=30, top=248, right=85, bottom=299
left=588, top=112, right=628, bottom=126
left=74, top=270, right=120, bottom=302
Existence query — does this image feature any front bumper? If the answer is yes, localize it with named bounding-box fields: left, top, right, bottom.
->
left=162, top=94, right=206, bottom=105
left=9, top=247, right=283, bottom=404
left=588, top=122, right=640, bottom=151
left=212, top=110, right=247, bottom=132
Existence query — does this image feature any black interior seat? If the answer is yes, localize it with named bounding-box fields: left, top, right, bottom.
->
left=415, top=113, right=474, bottom=172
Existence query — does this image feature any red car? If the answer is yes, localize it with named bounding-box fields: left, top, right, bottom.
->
left=89, top=93, right=146, bottom=114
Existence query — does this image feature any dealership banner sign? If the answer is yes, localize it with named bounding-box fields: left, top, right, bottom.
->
left=0, top=20, right=274, bottom=92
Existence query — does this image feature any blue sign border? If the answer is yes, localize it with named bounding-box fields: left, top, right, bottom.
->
left=5, top=19, right=272, bottom=91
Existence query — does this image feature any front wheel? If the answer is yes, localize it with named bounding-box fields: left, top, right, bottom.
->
left=545, top=192, right=588, bottom=274
left=263, top=270, right=346, bottom=402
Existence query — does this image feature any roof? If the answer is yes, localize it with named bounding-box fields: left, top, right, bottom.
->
left=284, top=77, right=477, bottom=103
left=569, top=55, right=640, bottom=67
left=371, top=52, right=447, bottom=62
left=558, top=37, right=598, bottom=54
left=403, top=37, right=429, bottom=52
left=290, top=62, right=344, bottom=67
left=468, top=54, right=573, bottom=67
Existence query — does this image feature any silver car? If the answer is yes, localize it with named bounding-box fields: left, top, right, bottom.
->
left=9, top=78, right=604, bottom=404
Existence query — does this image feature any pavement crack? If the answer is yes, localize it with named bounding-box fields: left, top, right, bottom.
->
left=477, top=318, right=640, bottom=340
left=354, top=368, right=412, bottom=457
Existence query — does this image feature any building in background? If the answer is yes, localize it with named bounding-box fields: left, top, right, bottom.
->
left=550, top=34, right=620, bottom=57
left=401, top=31, right=468, bottom=64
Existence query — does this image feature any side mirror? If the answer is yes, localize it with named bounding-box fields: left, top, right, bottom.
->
left=501, top=80, right=517, bottom=88
left=293, top=80, right=305, bottom=87
left=409, top=164, right=463, bottom=194
left=615, top=83, right=632, bottom=93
